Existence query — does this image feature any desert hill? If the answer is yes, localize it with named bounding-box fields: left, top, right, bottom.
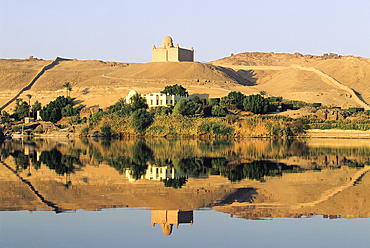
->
left=212, top=52, right=370, bottom=108
left=0, top=52, right=369, bottom=111
left=0, top=58, right=246, bottom=111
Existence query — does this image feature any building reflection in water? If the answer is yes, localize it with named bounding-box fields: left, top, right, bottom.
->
left=151, top=210, right=193, bottom=236
left=126, top=164, right=184, bottom=182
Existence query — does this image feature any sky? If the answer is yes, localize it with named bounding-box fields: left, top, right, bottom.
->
left=1, top=0, right=369, bottom=63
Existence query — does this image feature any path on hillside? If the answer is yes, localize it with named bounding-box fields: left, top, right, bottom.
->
left=213, top=63, right=370, bottom=109
left=1, top=161, right=63, bottom=213
left=0, top=57, right=71, bottom=110
left=292, top=165, right=370, bottom=209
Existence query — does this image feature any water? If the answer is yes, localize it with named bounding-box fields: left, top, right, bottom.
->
left=1, top=138, right=370, bottom=247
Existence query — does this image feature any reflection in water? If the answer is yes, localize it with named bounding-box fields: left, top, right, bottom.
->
left=151, top=210, right=193, bottom=236
left=1, top=137, right=370, bottom=223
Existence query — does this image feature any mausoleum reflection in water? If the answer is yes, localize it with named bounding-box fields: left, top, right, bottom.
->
left=151, top=210, right=193, bottom=236
left=1, top=137, right=370, bottom=238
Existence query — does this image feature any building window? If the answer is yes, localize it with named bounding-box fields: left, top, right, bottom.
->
left=150, top=100, right=153, bottom=105
left=160, top=100, right=163, bottom=105
left=156, top=100, right=159, bottom=105
left=170, top=100, right=173, bottom=104
left=166, top=100, right=168, bottom=104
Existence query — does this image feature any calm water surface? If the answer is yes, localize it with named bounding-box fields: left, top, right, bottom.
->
left=1, top=138, right=370, bottom=247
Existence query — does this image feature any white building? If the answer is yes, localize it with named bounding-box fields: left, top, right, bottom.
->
left=126, top=90, right=188, bottom=107
left=125, top=164, right=185, bottom=182
left=143, top=92, right=188, bottom=107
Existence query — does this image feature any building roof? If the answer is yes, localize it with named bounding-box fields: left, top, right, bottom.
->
left=161, top=36, right=173, bottom=48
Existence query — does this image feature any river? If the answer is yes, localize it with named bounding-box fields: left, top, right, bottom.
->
left=1, top=137, right=370, bottom=247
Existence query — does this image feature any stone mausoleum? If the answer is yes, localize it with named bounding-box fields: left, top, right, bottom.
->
left=152, top=36, right=194, bottom=62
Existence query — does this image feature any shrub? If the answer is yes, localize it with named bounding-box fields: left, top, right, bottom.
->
left=12, top=98, right=29, bottom=120
left=150, top=106, right=172, bottom=116
left=109, top=99, right=132, bottom=116
left=211, top=105, right=227, bottom=116
left=131, top=108, right=153, bottom=135
left=1, top=111, right=10, bottom=124
left=197, top=120, right=233, bottom=136
left=173, top=99, right=190, bottom=115
left=101, top=124, right=112, bottom=137
left=312, top=103, right=322, bottom=108
left=90, top=111, right=105, bottom=124
left=40, top=96, right=71, bottom=123
left=130, top=93, right=148, bottom=111
left=191, top=95, right=201, bottom=104
left=348, top=107, right=364, bottom=113
left=227, top=91, right=246, bottom=109
left=225, top=114, right=239, bottom=124
left=268, top=96, right=283, bottom=103
left=205, top=98, right=221, bottom=106
left=281, top=103, right=293, bottom=111
left=243, top=94, right=269, bottom=114
left=80, top=127, right=89, bottom=136
left=161, top=84, right=189, bottom=97
left=203, top=106, right=212, bottom=116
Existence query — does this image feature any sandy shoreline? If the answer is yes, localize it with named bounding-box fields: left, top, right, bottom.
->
left=304, top=129, right=370, bottom=139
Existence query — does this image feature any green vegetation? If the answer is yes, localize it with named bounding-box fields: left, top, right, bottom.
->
left=163, top=177, right=188, bottom=189
left=12, top=98, right=29, bottom=120
left=211, top=105, right=227, bottom=116
left=161, top=84, right=189, bottom=97
left=173, top=99, right=202, bottom=116
left=40, top=96, right=84, bottom=123
left=4, top=83, right=370, bottom=138
left=63, top=82, right=72, bottom=98
left=205, top=98, right=220, bottom=106
left=300, top=118, right=370, bottom=131
left=348, top=107, right=364, bottom=113
left=243, top=94, right=269, bottom=114
left=31, top=100, right=41, bottom=119
left=131, top=108, right=153, bottom=135
left=100, top=124, right=112, bottom=137
left=1, top=111, right=10, bottom=124
left=5, top=137, right=370, bottom=189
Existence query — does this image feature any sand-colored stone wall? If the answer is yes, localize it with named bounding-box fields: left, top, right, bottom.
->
left=178, top=48, right=193, bottom=62
left=152, top=47, right=194, bottom=62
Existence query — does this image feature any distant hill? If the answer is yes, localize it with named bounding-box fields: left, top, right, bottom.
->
left=211, top=52, right=370, bottom=109
left=0, top=52, right=369, bottom=110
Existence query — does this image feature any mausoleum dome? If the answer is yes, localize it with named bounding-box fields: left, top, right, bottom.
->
left=162, top=36, right=173, bottom=48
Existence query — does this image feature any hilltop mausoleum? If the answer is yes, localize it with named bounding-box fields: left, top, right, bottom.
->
left=152, top=36, right=194, bottom=62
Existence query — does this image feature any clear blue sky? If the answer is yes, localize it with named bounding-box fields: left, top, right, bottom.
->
left=1, top=0, right=369, bottom=62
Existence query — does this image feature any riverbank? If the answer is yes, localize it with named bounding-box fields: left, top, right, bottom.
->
left=304, top=129, right=370, bottom=139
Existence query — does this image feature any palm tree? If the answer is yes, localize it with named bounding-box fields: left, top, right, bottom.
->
left=67, top=84, right=72, bottom=98
left=63, top=82, right=71, bottom=97
left=26, top=94, right=32, bottom=117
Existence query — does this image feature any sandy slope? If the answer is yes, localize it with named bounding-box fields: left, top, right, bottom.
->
left=0, top=52, right=369, bottom=111
left=212, top=52, right=370, bottom=108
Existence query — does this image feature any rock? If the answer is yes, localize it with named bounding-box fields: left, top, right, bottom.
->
left=80, top=107, right=102, bottom=119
